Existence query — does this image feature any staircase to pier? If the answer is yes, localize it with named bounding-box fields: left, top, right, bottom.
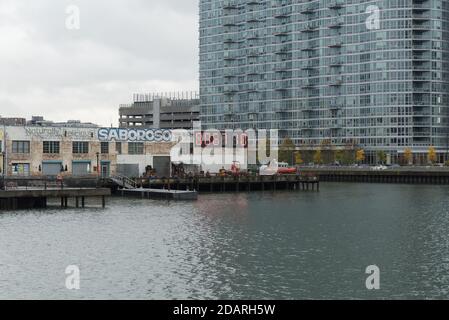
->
left=110, top=175, right=137, bottom=189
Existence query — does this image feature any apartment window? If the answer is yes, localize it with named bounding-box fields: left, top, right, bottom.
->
left=43, top=141, right=60, bottom=154
left=101, top=142, right=109, bottom=154
left=116, top=142, right=122, bottom=155
left=72, top=141, right=89, bottom=154
left=12, top=141, right=30, bottom=154
left=128, top=142, right=144, bottom=155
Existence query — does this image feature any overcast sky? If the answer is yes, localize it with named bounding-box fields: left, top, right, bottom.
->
left=0, top=0, right=198, bottom=126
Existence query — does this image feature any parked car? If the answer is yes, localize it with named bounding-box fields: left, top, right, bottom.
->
left=372, top=165, right=388, bottom=171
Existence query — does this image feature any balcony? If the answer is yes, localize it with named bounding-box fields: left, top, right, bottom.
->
left=223, top=69, right=237, bottom=78
left=329, top=0, right=343, bottom=9
left=413, top=83, right=431, bottom=92
left=329, top=77, right=343, bottom=86
left=248, top=104, right=258, bottom=115
left=274, top=45, right=289, bottom=54
left=223, top=51, right=238, bottom=60
left=328, top=40, right=342, bottom=48
left=413, top=3, right=431, bottom=12
left=413, top=111, right=431, bottom=117
left=301, top=125, right=313, bottom=131
left=413, top=119, right=431, bottom=127
left=412, top=31, right=431, bottom=41
left=223, top=35, right=238, bottom=44
left=246, top=48, right=259, bottom=57
left=301, top=61, right=316, bottom=70
left=301, top=23, right=317, bottom=32
left=246, top=0, right=260, bottom=5
left=413, top=62, right=430, bottom=71
left=328, top=17, right=344, bottom=29
left=273, top=104, right=288, bottom=113
left=329, top=101, right=343, bottom=110
left=300, top=41, right=317, bottom=51
left=246, top=13, right=260, bottom=23
left=413, top=52, right=431, bottom=60
left=413, top=20, right=431, bottom=30
left=223, top=17, right=237, bottom=26
left=302, top=80, right=316, bottom=89
left=273, top=8, right=292, bottom=19
left=413, top=12, right=431, bottom=21
left=329, top=120, right=343, bottom=129
left=246, top=66, right=260, bottom=75
left=223, top=0, right=238, bottom=9
left=274, top=26, right=289, bottom=36
left=412, top=130, right=431, bottom=137
left=413, top=42, right=431, bottom=50
left=246, top=31, right=261, bottom=40
left=413, top=100, right=431, bottom=106
left=223, top=85, right=238, bottom=94
left=223, top=105, right=234, bottom=115
left=273, top=62, right=289, bottom=72
left=413, top=72, right=431, bottom=82
left=246, top=83, right=260, bottom=93
left=301, top=5, right=315, bottom=14
left=273, top=81, right=289, bottom=91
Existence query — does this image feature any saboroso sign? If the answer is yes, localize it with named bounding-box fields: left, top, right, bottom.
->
left=98, top=128, right=172, bottom=142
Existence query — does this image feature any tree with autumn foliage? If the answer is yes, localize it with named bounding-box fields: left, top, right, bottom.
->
left=313, top=149, right=322, bottom=165
left=279, top=137, right=297, bottom=165
left=377, top=151, right=387, bottom=165
left=295, top=152, right=303, bottom=165
left=404, top=147, right=413, bottom=165
left=356, top=149, right=365, bottom=164
left=428, top=146, right=437, bottom=164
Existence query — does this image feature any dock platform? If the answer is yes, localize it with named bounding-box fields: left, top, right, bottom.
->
left=109, top=174, right=319, bottom=194
left=119, top=188, right=198, bottom=200
left=0, top=188, right=111, bottom=210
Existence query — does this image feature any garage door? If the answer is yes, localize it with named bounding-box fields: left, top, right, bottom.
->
left=42, top=162, right=62, bottom=176
left=153, top=156, right=171, bottom=178
left=116, top=164, right=139, bottom=178
left=72, top=162, right=91, bottom=176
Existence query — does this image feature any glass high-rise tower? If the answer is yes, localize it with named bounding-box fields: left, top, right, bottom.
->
left=199, top=0, right=449, bottom=163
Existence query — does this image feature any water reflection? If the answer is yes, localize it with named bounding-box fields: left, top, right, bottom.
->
left=1, top=183, right=449, bottom=299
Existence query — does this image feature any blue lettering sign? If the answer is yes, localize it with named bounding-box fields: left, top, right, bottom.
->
left=98, top=128, right=173, bottom=142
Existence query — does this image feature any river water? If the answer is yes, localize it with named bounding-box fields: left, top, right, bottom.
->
left=1, top=182, right=449, bottom=299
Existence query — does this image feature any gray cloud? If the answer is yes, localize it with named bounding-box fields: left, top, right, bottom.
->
left=0, top=0, right=198, bottom=126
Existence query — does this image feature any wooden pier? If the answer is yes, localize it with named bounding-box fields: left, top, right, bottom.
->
left=0, top=188, right=111, bottom=210
left=115, top=174, right=320, bottom=194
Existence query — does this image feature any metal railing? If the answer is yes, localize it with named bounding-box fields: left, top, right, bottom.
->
left=110, top=175, right=138, bottom=189
left=0, top=177, right=66, bottom=191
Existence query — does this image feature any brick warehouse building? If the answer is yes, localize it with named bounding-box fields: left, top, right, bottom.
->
left=0, top=126, right=175, bottom=178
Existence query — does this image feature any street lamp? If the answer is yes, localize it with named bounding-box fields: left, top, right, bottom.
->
left=1, top=151, right=5, bottom=191
left=96, top=152, right=100, bottom=178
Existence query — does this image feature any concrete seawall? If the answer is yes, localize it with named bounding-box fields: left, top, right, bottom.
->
left=300, top=168, right=449, bottom=184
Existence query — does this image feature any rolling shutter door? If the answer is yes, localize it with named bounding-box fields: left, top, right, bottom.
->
left=153, top=156, right=171, bottom=178
left=42, top=162, right=61, bottom=176
left=72, top=162, right=91, bottom=176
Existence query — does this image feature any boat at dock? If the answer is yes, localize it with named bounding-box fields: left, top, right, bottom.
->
left=259, top=160, right=297, bottom=176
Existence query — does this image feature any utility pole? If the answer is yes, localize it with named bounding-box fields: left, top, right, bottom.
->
left=2, top=124, right=7, bottom=191
left=446, top=125, right=449, bottom=162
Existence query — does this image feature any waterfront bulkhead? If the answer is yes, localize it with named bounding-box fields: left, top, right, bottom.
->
left=0, top=126, right=175, bottom=178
